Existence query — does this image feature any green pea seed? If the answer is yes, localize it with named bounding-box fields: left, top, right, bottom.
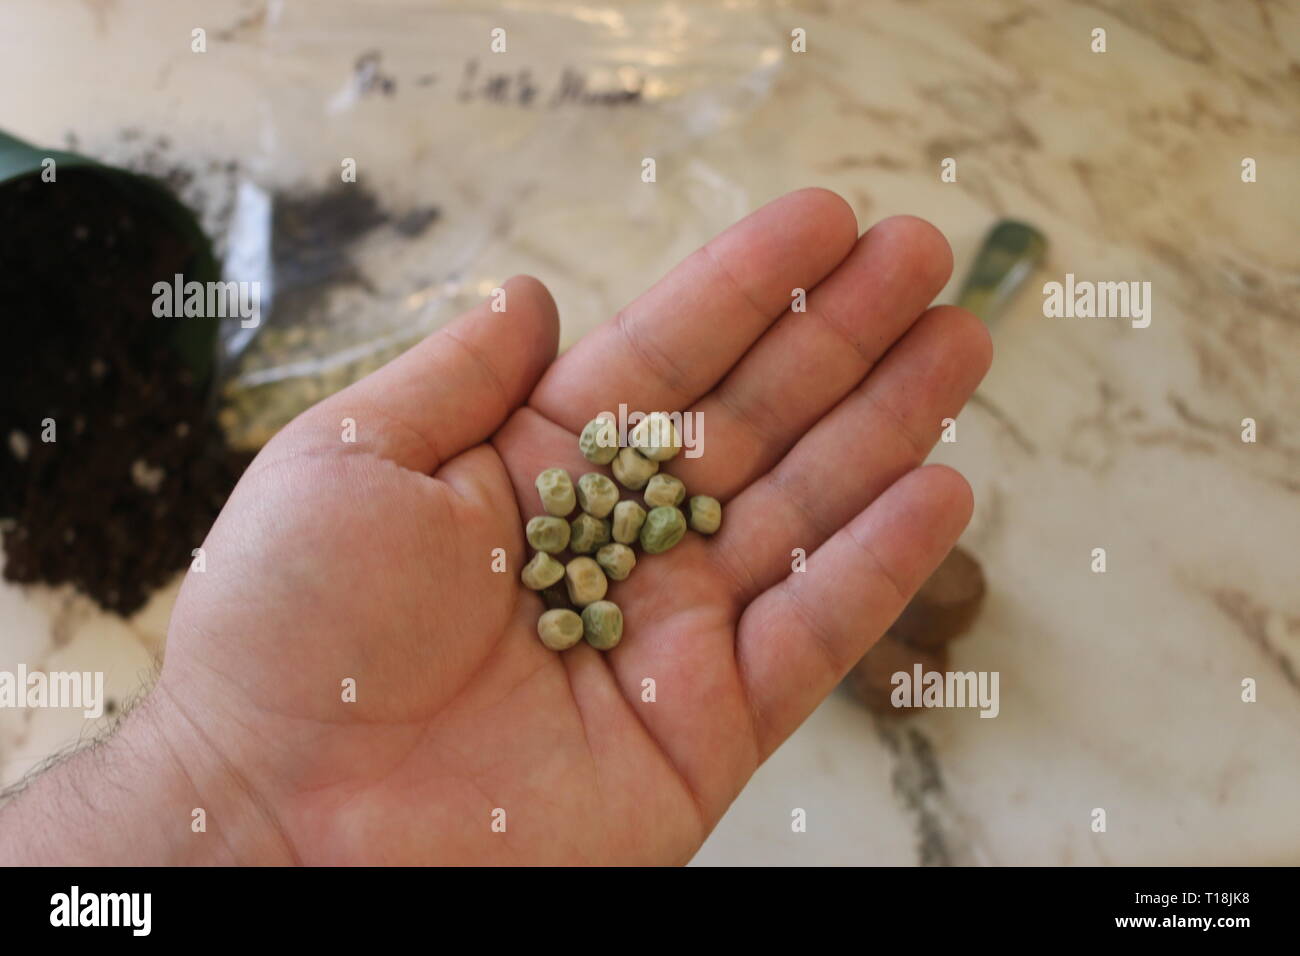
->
left=521, top=551, right=565, bottom=590
left=688, top=495, right=722, bottom=535
left=612, top=446, right=658, bottom=490
left=639, top=505, right=686, bottom=554
left=578, top=414, right=619, bottom=465
left=576, top=472, right=619, bottom=518
left=643, top=473, right=685, bottom=508
left=565, top=556, right=608, bottom=607
left=526, top=515, right=571, bottom=553
left=629, top=411, right=680, bottom=462
left=610, top=499, right=646, bottom=544
left=581, top=600, right=624, bottom=650
left=537, top=608, right=584, bottom=651
left=569, top=513, right=611, bottom=554
left=595, top=542, right=636, bottom=581
left=535, top=468, right=575, bottom=517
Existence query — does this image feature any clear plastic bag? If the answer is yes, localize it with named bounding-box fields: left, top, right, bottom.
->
left=217, top=0, right=780, bottom=449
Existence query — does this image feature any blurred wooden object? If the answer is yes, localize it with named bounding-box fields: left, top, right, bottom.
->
left=846, top=546, right=986, bottom=715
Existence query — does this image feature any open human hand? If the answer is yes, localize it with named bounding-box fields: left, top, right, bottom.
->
left=1, top=189, right=991, bottom=865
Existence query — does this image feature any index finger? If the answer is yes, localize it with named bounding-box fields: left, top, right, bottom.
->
left=528, top=188, right=858, bottom=429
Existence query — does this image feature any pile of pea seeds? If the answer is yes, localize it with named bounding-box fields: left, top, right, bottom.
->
left=522, top=412, right=722, bottom=652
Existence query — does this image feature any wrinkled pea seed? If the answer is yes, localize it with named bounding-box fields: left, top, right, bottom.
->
left=688, top=495, right=722, bottom=535
left=643, top=473, right=685, bottom=508
left=565, top=556, right=608, bottom=607
left=569, top=513, right=611, bottom=554
left=578, top=414, right=619, bottom=465
left=639, top=505, right=687, bottom=554
left=526, top=515, right=571, bottom=553
left=612, top=446, right=658, bottom=490
left=611, top=499, right=646, bottom=544
left=535, top=468, right=575, bottom=517
left=630, top=411, right=681, bottom=462
left=595, top=542, right=636, bottom=581
left=521, top=551, right=565, bottom=590
left=537, top=608, right=584, bottom=651
left=576, top=472, right=619, bottom=518
left=582, top=600, right=624, bottom=650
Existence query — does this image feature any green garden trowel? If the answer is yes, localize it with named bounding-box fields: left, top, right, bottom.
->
left=956, top=219, right=1047, bottom=323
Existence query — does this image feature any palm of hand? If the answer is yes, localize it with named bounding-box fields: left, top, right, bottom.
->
left=161, top=191, right=990, bottom=865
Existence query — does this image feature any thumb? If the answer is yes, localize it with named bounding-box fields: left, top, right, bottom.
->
left=289, top=275, right=559, bottom=474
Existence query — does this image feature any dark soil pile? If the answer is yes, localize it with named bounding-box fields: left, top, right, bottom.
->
left=0, top=170, right=250, bottom=614
left=269, top=183, right=439, bottom=320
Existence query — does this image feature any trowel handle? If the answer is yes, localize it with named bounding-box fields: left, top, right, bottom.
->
left=956, top=220, right=1047, bottom=323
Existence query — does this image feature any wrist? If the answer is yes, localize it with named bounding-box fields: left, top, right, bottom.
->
left=0, top=680, right=297, bottom=866
left=140, top=679, right=300, bottom=865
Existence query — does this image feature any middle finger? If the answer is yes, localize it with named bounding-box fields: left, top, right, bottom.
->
left=669, top=215, right=953, bottom=499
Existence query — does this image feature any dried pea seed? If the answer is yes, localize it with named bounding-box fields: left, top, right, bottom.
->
left=612, top=446, right=658, bottom=490
left=630, top=411, right=680, bottom=462
left=565, top=556, right=608, bottom=607
left=611, top=500, right=646, bottom=544
left=643, top=473, right=685, bottom=508
left=569, top=513, right=611, bottom=554
left=575, top=472, right=619, bottom=518
left=535, top=468, right=575, bottom=517
left=688, top=495, right=722, bottom=535
left=526, top=515, right=571, bottom=553
left=581, top=600, right=624, bottom=650
left=521, top=551, right=565, bottom=590
left=639, top=505, right=687, bottom=554
left=537, top=608, right=584, bottom=651
left=578, top=414, right=619, bottom=465
left=595, top=542, right=636, bottom=581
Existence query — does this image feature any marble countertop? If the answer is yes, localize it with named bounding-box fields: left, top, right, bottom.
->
left=1, top=0, right=1297, bottom=865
